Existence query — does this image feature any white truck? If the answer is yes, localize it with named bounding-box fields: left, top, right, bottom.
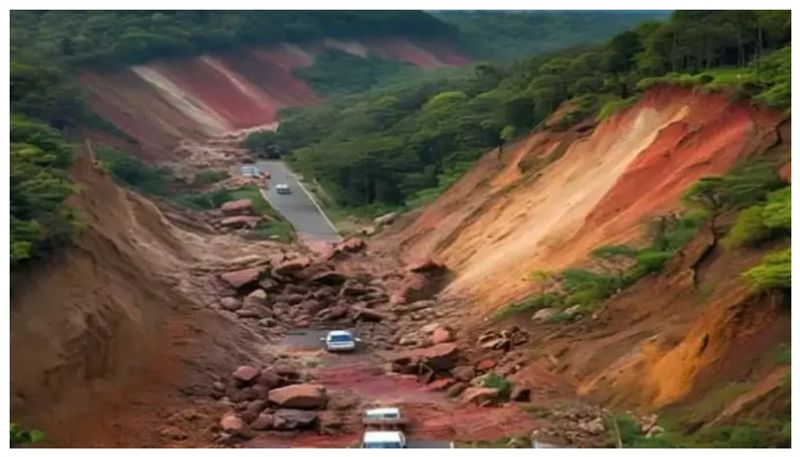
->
left=361, top=430, right=407, bottom=449
left=360, top=407, right=408, bottom=448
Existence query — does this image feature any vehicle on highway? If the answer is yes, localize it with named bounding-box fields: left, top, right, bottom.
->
left=240, top=165, right=261, bottom=178
left=362, top=407, right=406, bottom=429
left=361, top=431, right=407, bottom=448
left=321, top=330, right=361, bottom=352
left=275, top=183, right=292, bottom=194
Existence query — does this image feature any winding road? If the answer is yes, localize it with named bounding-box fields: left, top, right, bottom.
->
left=255, top=160, right=342, bottom=246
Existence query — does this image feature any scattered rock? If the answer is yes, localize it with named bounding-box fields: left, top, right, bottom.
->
left=251, top=412, right=274, bottom=431
left=460, top=387, right=500, bottom=406
left=212, top=381, right=226, bottom=392
left=374, top=212, right=398, bottom=226
left=446, top=382, right=468, bottom=398
left=334, top=237, right=365, bottom=254
left=232, top=366, right=260, bottom=385
left=476, top=359, right=497, bottom=371
left=220, top=297, right=242, bottom=312
left=353, top=307, right=394, bottom=323
left=257, top=368, right=281, bottom=388
left=273, top=257, right=312, bottom=276
left=388, top=342, right=460, bottom=372
left=220, top=215, right=261, bottom=229
left=427, top=378, right=456, bottom=391
left=268, top=384, right=328, bottom=409
left=273, top=409, right=318, bottom=430
left=311, top=270, right=348, bottom=286
left=532, top=308, right=559, bottom=321
left=317, top=410, right=344, bottom=434
left=220, top=199, right=253, bottom=215
left=243, top=289, right=268, bottom=308
left=219, top=413, right=246, bottom=435
left=258, top=278, right=280, bottom=292
left=452, top=365, right=476, bottom=382
left=220, top=267, right=264, bottom=289
left=431, top=327, right=453, bottom=344
left=579, top=418, right=606, bottom=435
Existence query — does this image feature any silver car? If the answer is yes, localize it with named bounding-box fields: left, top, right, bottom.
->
left=275, top=183, right=291, bottom=194
left=321, top=330, right=361, bottom=352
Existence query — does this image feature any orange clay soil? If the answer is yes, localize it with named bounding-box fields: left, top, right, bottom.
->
left=382, top=86, right=784, bottom=319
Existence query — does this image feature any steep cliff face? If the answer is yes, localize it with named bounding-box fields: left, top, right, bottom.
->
left=388, top=86, right=784, bottom=316
left=80, top=38, right=468, bottom=161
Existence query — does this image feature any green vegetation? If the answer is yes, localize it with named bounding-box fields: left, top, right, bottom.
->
left=490, top=293, right=560, bottom=321
left=293, top=50, right=417, bottom=96
left=435, top=11, right=669, bottom=61
left=252, top=11, right=789, bottom=213
left=595, top=95, right=639, bottom=121
left=96, top=147, right=177, bottom=196
left=11, top=11, right=456, bottom=69
left=774, top=344, right=791, bottom=365
left=10, top=423, right=44, bottom=448
left=192, top=169, right=230, bottom=186
left=476, top=372, right=513, bottom=400
left=743, top=248, right=791, bottom=294
left=10, top=115, right=77, bottom=268
left=683, top=160, right=785, bottom=212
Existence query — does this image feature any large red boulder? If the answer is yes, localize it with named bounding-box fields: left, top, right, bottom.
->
left=387, top=343, right=460, bottom=372
left=267, top=384, right=328, bottom=409
left=406, top=257, right=446, bottom=273
left=232, top=366, right=260, bottom=385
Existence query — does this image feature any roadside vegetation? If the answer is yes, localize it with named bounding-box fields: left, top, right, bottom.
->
left=246, top=11, right=790, bottom=216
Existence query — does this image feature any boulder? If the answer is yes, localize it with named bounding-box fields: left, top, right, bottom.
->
left=220, top=215, right=261, bottom=229
left=258, top=278, right=280, bottom=292
left=273, top=409, right=317, bottom=430
left=220, top=267, right=263, bottom=289
left=319, top=305, right=347, bottom=321
left=532, top=307, right=558, bottom=321
left=431, top=327, right=453, bottom=344
left=236, top=307, right=270, bottom=319
left=374, top=212, right=398, bottom=226
left=220, top=199, right=253, bottom=215
left=427, top=378, right=456, bottom=391
left=220, top=297, right=242, bottom=311
left=446, top=382, right=468, bottom=398
left=250, top=412, right=274, bottom=431
left=388, top=342, right=460, bottom=372
left=232, top=366, right=260, bottom=385
left=311, top=271, right=348, bottom=286
left=243, top=289, right=268, bottom=308
left=452, top=365, right=476, bottom=382
left=273, top=257, right=312, bottom=276
left=317, top=410, right=343, bottom=435
left=579, top=418, right=606, bottom=435
left=476, top=359, right=498, bottom=371
left=219, top=413, right=246, bottom=435
left=268, top=384, right=328, bottom=409
left=420, top=322, right=442, bottom=334
left=336, top=237, right=365, bottom=253
left=257, top=368, right=281, bottom=388
left=461, top=387, right=500, bottom=406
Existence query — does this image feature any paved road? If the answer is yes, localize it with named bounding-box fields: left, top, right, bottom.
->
left=255, top=160, right=342, bottom=244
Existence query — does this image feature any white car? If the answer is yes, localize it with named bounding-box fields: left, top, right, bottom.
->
left=361, top=431, right=407, bottom=448
left=275, top=183, right=291, bottom=194
left=321, top=330, right=360, bottom=352
left=240, top=165, right=261, bottom=177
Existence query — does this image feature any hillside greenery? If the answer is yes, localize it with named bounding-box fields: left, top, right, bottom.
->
left=10, top=11, right=457, bottom=70
left=434, top=11, right=670, bottom=60
left=248, top=10, right=790, bottom=213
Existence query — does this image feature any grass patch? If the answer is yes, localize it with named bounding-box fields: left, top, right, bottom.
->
left=596, top=95, right=639, bottom=121
left=742, top=248, right=791, bottom=294
left=476, top=372, right=513, bottom=400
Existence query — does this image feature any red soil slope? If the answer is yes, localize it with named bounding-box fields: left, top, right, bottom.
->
left=384, top=86, right=784, bottom=315
left=81, top=38, right=469, bottom=162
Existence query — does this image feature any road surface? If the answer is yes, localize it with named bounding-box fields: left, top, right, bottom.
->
left=255, top=160, right=342, bottom=245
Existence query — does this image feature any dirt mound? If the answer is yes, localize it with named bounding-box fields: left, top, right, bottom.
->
left=383, top=86, right=784, bottom=317
left=10, top=153, right=282, bottom=447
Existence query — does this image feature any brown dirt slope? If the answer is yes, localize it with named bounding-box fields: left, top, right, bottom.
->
left=10, top=153, right=280, bottom=447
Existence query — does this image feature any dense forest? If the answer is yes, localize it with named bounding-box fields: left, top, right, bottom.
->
left=10, top=10, right=457, bottom=69
left=434, top=10, right=670, bottom=60
left=246, top=10, right=791, bottom=212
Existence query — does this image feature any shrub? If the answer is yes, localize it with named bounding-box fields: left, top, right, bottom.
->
left=742, top=248, right=791, bottom=294
left=562, top=269, right=627, bottom=309
left=10, top=423, right=44, bottom=447
left=478, top=372, right=513, bottom=399
left=591, top=244, right=638, bottom=259
left=762, top=186, right=791, bottom=230
left=96, top=147, right=175, bottom=196
left=632, top=249, right=673, bottom=276
left=596, top=95, right=638, bottom=121
left=722, top=204, right=771, bottom=248
left=683, top=160, right=783, bottom=211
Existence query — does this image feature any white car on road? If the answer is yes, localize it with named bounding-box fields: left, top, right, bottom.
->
left=361, top=431, right=407, bottom=448
left=275, top=183, right=292, bottom=194
left=322, top=330, right=360, bottom=352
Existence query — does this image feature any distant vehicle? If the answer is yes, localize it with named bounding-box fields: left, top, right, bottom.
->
left=362, top=407, right=406, bottom=429
left=240, top=165, right=261, bottom=177
left=321, top=330, right=360, bottom=352
left=361, top=431, right=407, bottom=449
left=275, top=183, right=292, bottom=194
